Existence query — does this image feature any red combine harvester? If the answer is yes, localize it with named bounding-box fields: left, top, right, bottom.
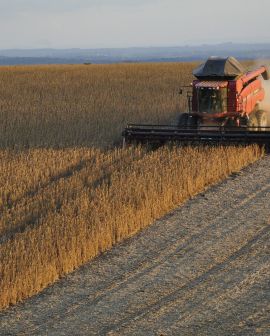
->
left=123, top=57, right=270, bottom=147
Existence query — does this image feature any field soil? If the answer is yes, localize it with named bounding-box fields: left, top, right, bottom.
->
left=0, top=155, right=269, bottom=336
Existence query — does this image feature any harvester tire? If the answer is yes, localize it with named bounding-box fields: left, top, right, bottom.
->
left=178, top=113, right=189, bottom=128
left=262, top=66, right=270, bottom=81
left=248, top=113, right=259, bottom=131
left=256, top=110, right=268, bottom=130
left=178, top=113, right=198, bottom=128
left=188, top=115, right=198, bottom=128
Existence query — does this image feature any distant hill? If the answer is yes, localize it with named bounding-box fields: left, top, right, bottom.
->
left=1, top=43, right=270, bottom=66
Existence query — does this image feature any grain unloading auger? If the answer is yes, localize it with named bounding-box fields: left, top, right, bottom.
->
left=123, top=57, right=270, bottom=147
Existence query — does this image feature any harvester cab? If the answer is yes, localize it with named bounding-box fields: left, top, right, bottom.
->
left=123, top=57, right=270, bottom=147
left=184, top=57, right=270, bottom=129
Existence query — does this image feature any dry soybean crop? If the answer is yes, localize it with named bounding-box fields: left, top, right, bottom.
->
left=0, top=63, right=264, bottom=309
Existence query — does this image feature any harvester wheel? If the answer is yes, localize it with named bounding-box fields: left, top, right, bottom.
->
left=256, top=110, right=268, bottom=130
left=178, top=113, right=189, bottom=127
left=178, top=113, right=198, bottom=128
left=262, top=66, right=270, bottom=81
left=188, top=115, right=199, bottom=128
left=247, top=113, right=259, bottom=131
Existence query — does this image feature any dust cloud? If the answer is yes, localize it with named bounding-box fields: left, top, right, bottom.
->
left=261, top=79, right=270, bottom=110
left=253, top=60, right=270, bottom=111
left=260, top=63, right=270, bottom=124
left=252, top=60, right=270, bottom=124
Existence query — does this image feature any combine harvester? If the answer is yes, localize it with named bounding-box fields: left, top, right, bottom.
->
left=123, top=57, right=270, bottom=148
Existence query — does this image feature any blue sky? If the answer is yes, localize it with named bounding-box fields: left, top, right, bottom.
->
left=0, top=0, right=269, bottom=49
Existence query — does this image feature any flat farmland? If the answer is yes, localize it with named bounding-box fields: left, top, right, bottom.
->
left=0, top=63, right=268, bottom=335
left=0, top=63, right=194, bottom=148
left=1, top=154, right=269, bottom=336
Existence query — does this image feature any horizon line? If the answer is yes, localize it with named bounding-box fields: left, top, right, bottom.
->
left=1, top=42, right=270, bottom=51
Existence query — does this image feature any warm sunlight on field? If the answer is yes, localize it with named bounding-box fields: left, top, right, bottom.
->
left=0, top=63, right=195, bottom=148
left=0, top=63, right=263, bottom=309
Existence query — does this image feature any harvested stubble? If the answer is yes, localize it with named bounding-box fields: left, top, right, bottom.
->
left=0, top=144, right=263, bottom=309
left=0, top=62, right=263, bottom=309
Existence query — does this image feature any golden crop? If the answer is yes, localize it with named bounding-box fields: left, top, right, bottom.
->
left=0, top=63, right=263, bottom=309
left=0, top=63, right=195, bottom=148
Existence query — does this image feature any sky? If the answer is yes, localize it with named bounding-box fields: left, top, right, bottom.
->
left=0, top=0, right=270, bottom=49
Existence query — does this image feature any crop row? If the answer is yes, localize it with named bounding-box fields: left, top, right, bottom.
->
left=0, top=144, right=263, bottom=309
